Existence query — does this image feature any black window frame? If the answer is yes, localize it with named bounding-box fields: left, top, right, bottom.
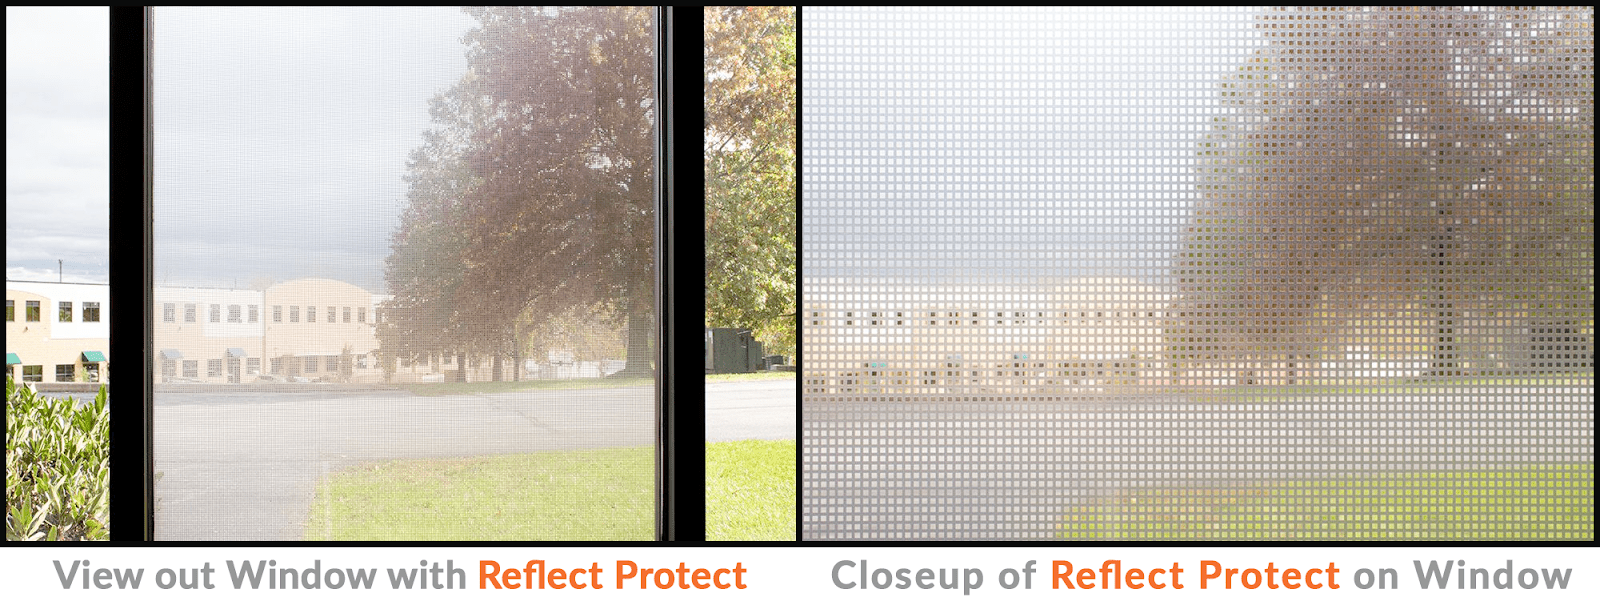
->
left=112, top=6, right=692, bottom=541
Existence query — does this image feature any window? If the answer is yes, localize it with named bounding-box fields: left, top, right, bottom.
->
left=183, top=360, right=199, bottom=378
left=357, top=307, right=367, bottom=324
left=4, top=300, right=11, bottom=321
left=22, top=365, right=42, bottom=382
left=228, top=304, right=241, bottom=323
left=162, top=359, right=176, bottom=379
left=163, top=302, right=175, bottom=323
left=802, top=7, right=1594, bottom=541
left=247, top=358, right=260, bottom=376
left=185, top=303, right=197, bottom=322
left=208, top=359, right=222, bottom=377
left=273, top=305, right=282, bottom=322
left=60, top=301, right=73, bottom=322
left=86, top=364, right=100, bottom=383
left=83, top=302, right=100, bottom=323
left=248, top=305, right=259, bottom=323
left=26, top=300, right=41, bottom=321
left=270, top=358, right=282, bottom=375
left=209, top=303, right=220, bottom=323
left=57, top=364, right=76, bottom=382
left=152, top=6, right=662, bottom=542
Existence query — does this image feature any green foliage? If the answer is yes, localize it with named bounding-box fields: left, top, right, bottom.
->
left=5, top=378, right=110, bottom=541
left=707, top=439, right=795, bottom=541
left=705, top=7, right=797, bottom=357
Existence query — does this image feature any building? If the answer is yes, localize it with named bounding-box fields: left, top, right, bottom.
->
left=6, top=280, right=110, bottom=384
left=151, top=285, right=264, bottom=383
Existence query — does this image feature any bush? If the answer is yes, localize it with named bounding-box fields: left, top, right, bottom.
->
left=5, top=378, right=110, bottom=540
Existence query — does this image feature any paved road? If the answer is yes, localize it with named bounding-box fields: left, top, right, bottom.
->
left=706, top=378, right=797, bottom=442
left=153, top=386, right=652, bottom=541
left=802, top=387, right=1595, bottom=540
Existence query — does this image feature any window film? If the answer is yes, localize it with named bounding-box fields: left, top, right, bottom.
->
left=801, top=7, right=1593, bottom=540
left=153, top=7, right=659, bottom=540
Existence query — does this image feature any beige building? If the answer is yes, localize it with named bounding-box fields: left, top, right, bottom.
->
left=803, top=276, right=1170, bottom=395
left=152, top=285, right=265, bottom=384
left=6, top=280, right=110, bottom=384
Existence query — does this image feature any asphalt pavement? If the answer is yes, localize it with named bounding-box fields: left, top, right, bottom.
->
left=153, top=386, right=653, bottom=541
left=705, top=378, right=798, bottom=442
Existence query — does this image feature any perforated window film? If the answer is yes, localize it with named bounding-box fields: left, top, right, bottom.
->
left=152, top=7, right=660, bottom=540
left=801, top=7, right=1593, bottom=540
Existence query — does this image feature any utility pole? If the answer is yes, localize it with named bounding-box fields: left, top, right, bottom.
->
left=59, top=259, right=63, bottom=283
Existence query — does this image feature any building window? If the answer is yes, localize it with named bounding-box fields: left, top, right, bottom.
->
left=247, top=358, right=261, bottom=376
left=270, top=358, right=282, bottom=374
left=85, top=364, right=100, bottom=383
left=273, top=305, right=282, bottom=322
left=26, top=300, right=41, bottom=322
left=161, top=359, right=176, bottom=379
left=83, top=302, right=100, bottom=323
left=305, top=356, right=319, bottom=373
left=163, top=302, right=175, bottom=323
left=57, top=364, right=76, bottom=382
left=290, top=306, right=300, bottom=322
left=183, top=360, right=199, bottom=378
left=358, top=307, right=367, bottom=324
left=228, top=304, right=242, bottom=323
left=60, top=301, right=74, bottom=322
left=208, top=359, right=223, bottom=377
left=4, top=300, right=11, bottom=322
left=185, top=303, right=197, bottom=322
left=328, top=306, right=337, bottom=323
left=22, top=365, right=42, bottom=382
left=329, top=355, right=342, bottom=372
left=343, top=306, right=351, bottom=323
left=249, top=305, right=259, bottom=323
left=307, top=303, right=316, bottom=322
left=210, top=304, right=221, bottom=323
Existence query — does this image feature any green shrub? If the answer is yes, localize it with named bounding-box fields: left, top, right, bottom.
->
left=5, top=378, right=110, bottom=540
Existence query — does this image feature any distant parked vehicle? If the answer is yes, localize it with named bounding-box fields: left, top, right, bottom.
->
left=255, top=374, right=288, bottom=383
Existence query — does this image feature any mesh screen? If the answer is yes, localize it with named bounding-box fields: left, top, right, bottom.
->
left=152, top=7, right=658, bottom=540
left=801, top=7, right=1593, bottom=540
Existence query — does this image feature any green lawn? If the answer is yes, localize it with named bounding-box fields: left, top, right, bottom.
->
left=705, top=371, right=796, bottom=383
left=403, top=376, right=653, bottom=397
left=707, top=439, right=795, bottom=541
left=306, top=446, right=653, bottom=540
left=1058, top=464, right=1594, bottom=541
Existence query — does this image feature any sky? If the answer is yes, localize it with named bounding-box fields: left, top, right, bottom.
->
left=152, top=7, right=476, bottom=292
left=801, top=7, right=1259, bottom=285
left=6, top=7, right=111, bottom=284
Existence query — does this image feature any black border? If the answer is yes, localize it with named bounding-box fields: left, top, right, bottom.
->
left=669, top=6, right=708, bottom=542
left=792, top=5, right=804, bottom=542
left=107, top=5, right=150, bottom=543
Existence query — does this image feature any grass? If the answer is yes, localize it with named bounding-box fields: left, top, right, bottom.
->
left=1058, top=463, right=1594, bottom=541
left=403, top=376, right=653, bottom=397
left=705, top=371, right=796, bottom=383
left=707, top=439, right=795, bottom=541
left=306, top=446, right=653, bottom=540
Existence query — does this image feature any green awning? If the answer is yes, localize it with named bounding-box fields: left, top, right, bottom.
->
left=82, top=351, right=107, bottom=363
left=5, top=353, right=18, bottom=365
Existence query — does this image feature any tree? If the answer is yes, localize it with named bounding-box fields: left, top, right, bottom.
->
left=384, top=7, right=659, bottom=380
left=1169, top=7, right=1593, bottom=380
left=454, top=6, right=658, bottom=378
left=705, top=6, right=797, bottom=357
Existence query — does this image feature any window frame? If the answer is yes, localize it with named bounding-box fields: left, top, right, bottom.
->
left=60, top=301, right=74, bottom=322
left=84, top=302, right=101, bottom=322
left=120, top=6, right=684, bottom=540
left=27, top=300, right=41, bottom=322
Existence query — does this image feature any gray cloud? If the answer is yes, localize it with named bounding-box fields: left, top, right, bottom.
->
left=6, top=7, right=111, bottom=284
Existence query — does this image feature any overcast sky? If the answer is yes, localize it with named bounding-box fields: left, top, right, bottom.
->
left=6, top=7, right=110, bottom=284
left=153, top=7, right=475, bottom=292
left=801, top=7, right=1258, bottom=285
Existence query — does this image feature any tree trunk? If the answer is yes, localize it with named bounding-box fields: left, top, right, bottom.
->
left=615, top=288, right=654, bottom=378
